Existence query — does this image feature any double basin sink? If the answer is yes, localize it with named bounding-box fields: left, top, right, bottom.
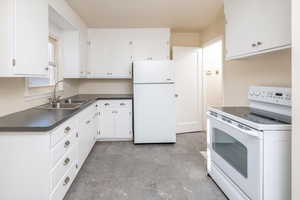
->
left=37, top=99, right=88, bottom=110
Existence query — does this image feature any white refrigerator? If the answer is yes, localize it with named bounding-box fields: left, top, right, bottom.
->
left=133, top=60, right=176, bottom=144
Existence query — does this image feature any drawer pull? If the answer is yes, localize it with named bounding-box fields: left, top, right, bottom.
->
left=104, top=103, right=110, bottom=106
left=64, top=126, right=71, bottom=134
left=64, top=140, right=71, bottom=148
left=120, top=103, right=126, bottom=106
left=63, top=176, right=70, bottom=186
left=63, top=158, right=70, bottom=166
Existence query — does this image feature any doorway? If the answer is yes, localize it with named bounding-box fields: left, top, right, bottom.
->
left=202, top=38, right=224, bottom=129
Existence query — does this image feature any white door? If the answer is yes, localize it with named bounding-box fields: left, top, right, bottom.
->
left=99, top=107, right=115, bottom=139
left=14, top=0, right=48, bottom=76
left=173, top=47, right=203, bottom=133
left=134, top=83, right=176, bottom=143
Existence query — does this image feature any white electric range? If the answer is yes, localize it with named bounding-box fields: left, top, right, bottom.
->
left=207, top=86, right=291, bottom=200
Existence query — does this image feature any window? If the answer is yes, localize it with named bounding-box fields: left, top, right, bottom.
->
left=28, top=37, right=58, bottom=88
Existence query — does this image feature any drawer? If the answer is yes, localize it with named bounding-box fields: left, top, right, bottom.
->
left=51, top=163, right=77, bottom=200
left=98, top=100, right=132, bottom=108
left=50, top=120, right=76, bottom=147
left=79, top=102, right=98, bottom=119
left=51, top=145, right=78, bottom=190
left=51, top=132, right=77, bottom=167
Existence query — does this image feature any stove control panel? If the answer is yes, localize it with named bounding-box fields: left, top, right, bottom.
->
left=248, top=86, right=291, bottom=106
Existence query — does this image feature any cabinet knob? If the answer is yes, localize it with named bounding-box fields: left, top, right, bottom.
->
left=63, top=177, right=70, bottom=186
left=257, top=41, right=262, bottom=46
left=64, top=140, right=71, bottom=148
left=64, top=126, right=71, bottom=134
left=252, top=43, right=257, bottom=47
left=63, top=158, right=70, bottom=166
left=86, top=120, right=91, bottom=124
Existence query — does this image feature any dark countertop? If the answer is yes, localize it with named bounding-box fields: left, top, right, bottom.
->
left=0, top=94, right=133, bottom=133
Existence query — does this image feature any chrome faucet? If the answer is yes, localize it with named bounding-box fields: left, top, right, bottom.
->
left=49, top=80, right=64, bottom=105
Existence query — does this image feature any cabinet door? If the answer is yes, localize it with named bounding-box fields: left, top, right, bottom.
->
left=114, top=108, right=133, bottom=139
left=98, top=108, right=115, bottom=139
left=63, top=31, right=81, bottom=78
left=87, top=29, right=133, bottom=78
left=78, top=113, right=95, bottom=168
left=255, top=0, right=291, bottom=51
left=0, top=0, right=14, bottom=76
left=132, top=29, right=170, bottom=61
left=78, top=119, right=89, bottom=168
left=13, top=0, right=48, bottom=76
left=225, top=0, right=257, bottom=58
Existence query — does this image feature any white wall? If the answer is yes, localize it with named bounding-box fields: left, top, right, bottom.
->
left=171, top=32, right=201, bottom=47
left=78, top=79, right=133, bottom=94
left=0, top=78, right=79, bottom=117
left=292, top=0, right=300, bottom=199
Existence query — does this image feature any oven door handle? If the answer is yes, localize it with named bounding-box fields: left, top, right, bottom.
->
left=210, top=115, right=262, bottom=139
left=236, top=124, right=262, bottom=139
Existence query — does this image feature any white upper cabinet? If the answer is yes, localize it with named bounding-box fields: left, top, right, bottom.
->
left=131, top=28, right=171, bottom=61
left=0, top=0, right=48, bottom=77
left=87, top=28, right=171, bottom=79
left=224, top=0, right=291, bottom=60
left=87, top=29, right=133, bottom=78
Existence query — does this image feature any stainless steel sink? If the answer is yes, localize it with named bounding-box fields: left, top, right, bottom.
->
left=37, top=103, right=82, bottom=110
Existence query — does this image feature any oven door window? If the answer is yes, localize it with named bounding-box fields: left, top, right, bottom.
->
left=212, top=128, right=248, bottom=178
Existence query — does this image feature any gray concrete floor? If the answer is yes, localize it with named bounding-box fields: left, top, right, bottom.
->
left=64, top=132, right=227, bottom=200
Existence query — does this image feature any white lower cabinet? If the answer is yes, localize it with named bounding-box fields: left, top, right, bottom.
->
left=0, top=102, right=98, bottom=200
left=0, top=99, right=132, bottom=200
left=98, top=100, right=133, bottom=141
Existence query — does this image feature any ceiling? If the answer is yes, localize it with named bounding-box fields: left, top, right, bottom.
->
left=66, top=0, right=224, bottom=32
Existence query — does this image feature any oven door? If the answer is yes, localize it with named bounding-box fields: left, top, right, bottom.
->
left=207, top=115, right=263, bottom=200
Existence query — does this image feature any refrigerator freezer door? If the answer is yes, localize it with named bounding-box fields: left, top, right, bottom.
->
left=133, top=60, right=174, bottom=84
left=134, top=83, right=176, bottom=143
